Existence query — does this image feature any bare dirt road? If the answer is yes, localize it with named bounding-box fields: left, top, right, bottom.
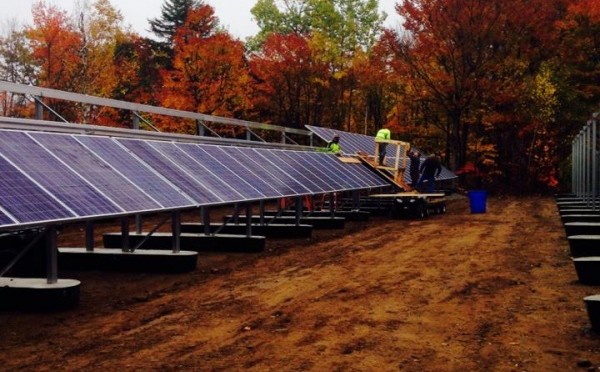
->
left=1, top=196, right=599, bottom=371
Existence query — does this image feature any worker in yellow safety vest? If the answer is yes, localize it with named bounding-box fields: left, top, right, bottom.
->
left=375, top=126, right=391, bottom=165
left=326, top=134, right=342, bottom=155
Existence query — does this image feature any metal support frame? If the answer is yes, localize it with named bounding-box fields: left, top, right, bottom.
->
left=0, top=228, right=46, bottom=278
left=32, top=95, right=68, bottom=123
left=329, top=192, right=336, bottom=218
left=295, top=197, right=303, bottom=226
left=245, top=204, right=252, bottom=237
left=352, top=190, right=360, bottom=211
left=0, top=81, right=311, bottom=143
left=172, top=211, right=181, bottom=253
left=233, top=203, right=240, bottom=224
left=202, top=207, right=211, bottom=236
left=572, top=115, right=599, bottom=211
left=259, top=200, right=266, bottom=225
left=85, top=221, right=94, bottom=252
left=46, top=226, right=58, bottom=284
left=135, top=214, right=143, bottom=234
left=121, top=217, right=130, bottom=252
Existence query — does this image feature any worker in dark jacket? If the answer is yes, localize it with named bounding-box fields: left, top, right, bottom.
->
left=417, top=153, right=442, bottom=193
left=408, top=149, right=421, bottom=187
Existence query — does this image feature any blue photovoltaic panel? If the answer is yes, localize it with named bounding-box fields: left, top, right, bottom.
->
left=0, top=155, right=75, bottom=223
left=0, top=130, right=121, bottom=216
left=30, top=132, right=161, bottom=213
left=76, top=136, right=195, bottom=209
left=228, top=147, right=309, bottom=196
left=117, top=139, right=222, bottom=205
left=258, top=149, right=328, bottom=193
left=177, top=143, right=265, bottom=200
left=306, top=125, right=457, bottom=181
left=277, top=151, right=346, bottom=191
left=304, top=152, right=365, bottom=189
left=149, top=141, right=245, bottom=202
left=306, top=152, right=389, bottom=189
left=0, top=210, right=15, bottom=225
left=198, top=145, right=283, bottom=199
left=345, top=162, right=391, bottom=188
left=306, top=125, right=384, bottom=157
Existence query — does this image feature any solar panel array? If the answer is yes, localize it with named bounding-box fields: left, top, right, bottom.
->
left=0, top=129, right=390, bottom=230
left=306, top=125, right=457, bottom=181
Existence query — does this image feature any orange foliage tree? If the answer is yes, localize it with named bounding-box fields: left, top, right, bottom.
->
left=249, top=33, right=330, bottom=129
left=386, top=0, right=569, bottom=191
left=158, top=4, right=252, bottom=134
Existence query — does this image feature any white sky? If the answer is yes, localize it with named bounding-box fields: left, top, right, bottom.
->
left=0, top=0, right=402, bottom=40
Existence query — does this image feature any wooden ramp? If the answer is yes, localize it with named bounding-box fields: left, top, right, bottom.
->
left=356, top=153, right=410, bottom=191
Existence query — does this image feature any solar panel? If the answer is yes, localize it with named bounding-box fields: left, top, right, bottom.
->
left=116, top=138, right=223, bottom=205
left=0, top=130, right=121, bottom=216
left=75, top=136, right=196, bottom=209
left=197, top=145, right=283, bottom=199
left=306, top=125, right=457, bottom=181
left=259, top=149, right=328, bottom=193
left=0, top=209, right=15, bottom=225
left=307, top=152, right=389, bottom=189
left=148, top=141, right=246, bottom=203
left=303, top=152, right=365, bottom=189
left=0, top=155, right=75, bottom=223
left=228, top=147, right=310, bottom=196
left=277, top=151, right=347, bottom=191
left=177, top=143, right=266, bottom=200
left=30, top=132, right=161, bottom=213
left=0, top=126, right=399, bottom=230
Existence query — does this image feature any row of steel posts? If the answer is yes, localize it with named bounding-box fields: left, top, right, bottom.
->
left=572, top=115, right=599, bottom=210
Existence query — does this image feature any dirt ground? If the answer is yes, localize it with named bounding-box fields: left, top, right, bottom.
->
left=1, top=195, right=600, bottom=371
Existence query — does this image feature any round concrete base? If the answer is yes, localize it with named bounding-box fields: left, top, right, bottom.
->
left=0, top=277, right=80, bottom=311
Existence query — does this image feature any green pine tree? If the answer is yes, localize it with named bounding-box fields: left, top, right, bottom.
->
left=149, top=0, right=202, bottom=41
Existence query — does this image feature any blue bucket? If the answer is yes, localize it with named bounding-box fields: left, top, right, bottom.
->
left=468, top=190, right=487, bottom=213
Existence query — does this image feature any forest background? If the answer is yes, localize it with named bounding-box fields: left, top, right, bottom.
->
left=0, top=0, right=598, bottom=193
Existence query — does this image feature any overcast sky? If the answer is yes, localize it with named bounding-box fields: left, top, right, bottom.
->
left=1, top=0, right=402, bottom=40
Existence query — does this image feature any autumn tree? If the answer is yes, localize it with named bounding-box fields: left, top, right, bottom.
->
left=389, top=0, right=565, bottom=188
left=250, top=0, right=385, bottom=130
left=27, top=1, right=81, bottom=90
left=250, top=33, right=329, bottom=128
left=159, top=4, right=251, bottom=133
left=0, top=21, right=36, bottom=117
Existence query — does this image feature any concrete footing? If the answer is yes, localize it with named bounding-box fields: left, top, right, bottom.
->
left=573, top=257, right=600, bottom=284
left=584, top=295, right=600, bottom=332
left=558, top=208, right=600, bottom=216
left=567, top=236, right=600, bottom=258
left=0, top=278, right=80, bottom=311
left=224, top=216, right=345, bottom=229
left=556, top=201, right=589, bottom=207
left=180, top=223, right=312, bottom=239
left=103, top=232, right=265, bottom=253
left=561, top=215, right=600, bottom=224
left=58, top=248, right=197, bottom=273
left=564, top=222, right=600, bottom=237
left=263, top=210, right=370, bottom=222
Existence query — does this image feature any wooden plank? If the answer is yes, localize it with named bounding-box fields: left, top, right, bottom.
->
left=357, top=154, right=409, bottom=191
left=337, top=156, right=361, bottom=164
left=369, top=193, right=445, bottom=198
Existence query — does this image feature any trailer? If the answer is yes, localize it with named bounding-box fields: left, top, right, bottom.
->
left=369, top=192, right=447, bottom=219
